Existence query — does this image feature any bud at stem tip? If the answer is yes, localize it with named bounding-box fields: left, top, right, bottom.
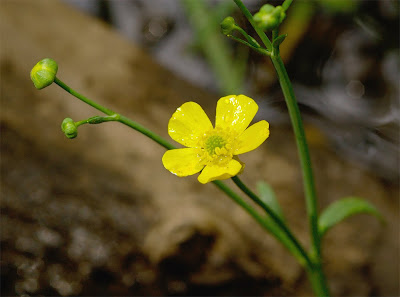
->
left=220, top=16, right=237, bottom=35
left=61, top=118, right=78, bottom=139
left=30, top=58, right=58, bottom=90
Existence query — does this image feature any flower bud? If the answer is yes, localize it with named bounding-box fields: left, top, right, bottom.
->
left=30, top=58, right=58, bottom=90
left=61, top=118, right=78, bottom=139
left=254, top=5, right=286, bottom=31
left=259, top=3, right=275, bottom=14
left=220, top=16, right=236, bottom=35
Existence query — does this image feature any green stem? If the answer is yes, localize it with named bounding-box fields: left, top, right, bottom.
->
left=53, top=77, right=307, bottom=261
left=235, top=26, right=260, bottom=48
left=270, top=38, right=330, bottom=297
left=232, top=1, right=330, bottom=295
left=118, top=115, right=176, bottom=150
left=213, top=180, right=294, bottom=240
left=231, top=176, right=312, bottom=267
left=270, top=44, right=330, bottom=297
left=227, top=35, right=270, bottom=56
left=55, top=77, right=176, bottom=151
left=282, top=0, right=294, bottom=11
left=55, top=77, right=115, bottom=115
left=55, top=74, right=327, bottom=294
left=233, top=0, right=272, bottom=51
left=306, top=263, right=330, bottom=297
left=270, top=55, right=321, bottom=257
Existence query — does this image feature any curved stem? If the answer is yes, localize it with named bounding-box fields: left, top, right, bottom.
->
left=55, top=77, right=176, bottom=151
left=53, top=77, right=305, bottom=259
left=54, top=74, right=327, bottom=294
left=231, top=176, right=312, bottom=268
left=55, top=77, right=115, bottom=115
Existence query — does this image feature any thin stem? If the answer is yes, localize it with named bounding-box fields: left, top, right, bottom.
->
left=233, top=0, right=272, bottom=51
left=53, top=78, right=303, bottom=256
left=234, top=0, right=321, bottom=259
left=55, top=77, right=176, bottom=151
left=270, top=45, right=330, bottom=297
left=231, top=176, right=312, bottom=268
left=232, top=1, right=330, bottom=295
left=212, top=180, right=292, bottom=246
left=118, top=115, right=176, bottom=150
left=270, top=55, right=320, bottom=259
left=282, top=0, right=294, bottom=11
left=54, top=74, right=327, bottom=294
left=227, top=35, right=270, bottom=56
left=235, top=26, right=260, bottom=48
left=55, top=77, right=115, bottom=115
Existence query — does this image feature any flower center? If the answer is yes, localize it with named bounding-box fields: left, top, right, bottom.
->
left=199, top=128, right=237, bottom=167
left=205, top=135, right=226, bottom=156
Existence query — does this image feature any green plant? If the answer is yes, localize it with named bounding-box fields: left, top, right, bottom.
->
left=30, top=1, right=383, bottom=295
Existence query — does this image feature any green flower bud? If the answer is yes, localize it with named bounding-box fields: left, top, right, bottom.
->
left=61, top=118, right=78, bottom=139
left=259, top=3, right=275, bottom=14
left=254, top=5, right=286, bottom=31
left=220, top=16, right=236, bottom=35
left=30, top=58, right=58, bottom=90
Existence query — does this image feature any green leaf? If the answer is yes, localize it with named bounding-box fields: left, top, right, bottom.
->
left=272, top=34, right=287, bottom=48
left=319, top=197, right=384, bottom=237
left=256, top=181, right=305, bottom=264
left=257, top=181, right=285, bottom=221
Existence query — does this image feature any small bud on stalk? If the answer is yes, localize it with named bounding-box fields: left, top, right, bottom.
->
left=220, top=16, right=237, bottom=35
left=61, top=118, right=78, bottom=139
left=30, top=58, right=58, bottom=90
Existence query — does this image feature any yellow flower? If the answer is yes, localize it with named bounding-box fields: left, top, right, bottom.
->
left=162, top=95, right=270, bottom=184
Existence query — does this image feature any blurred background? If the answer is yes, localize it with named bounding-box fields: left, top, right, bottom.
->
left=1, top=0, right=399, bottom=296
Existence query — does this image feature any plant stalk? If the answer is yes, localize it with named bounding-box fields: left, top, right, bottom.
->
left=232, top=176, right=312, bottom=268
left=54, top=77, right=312, bottom=268
left=232, top=0, right=330, bottom=295
left=270, top=41, right=330, bottom=297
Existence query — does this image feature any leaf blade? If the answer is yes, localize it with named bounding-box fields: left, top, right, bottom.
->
left=319, top=197, right=383, bottom=237
left=257, top=181, right=285, bottom=221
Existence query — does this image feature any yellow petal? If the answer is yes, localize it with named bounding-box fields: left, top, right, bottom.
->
left=162, top=148, right=204, bottom=177
left=168, top=102, right=213, bottom=147
left=215, top=95, right=258, bottom=135
left=197, top=159, right=243, bottom=184
left=234, top=120, right=270, bottom=155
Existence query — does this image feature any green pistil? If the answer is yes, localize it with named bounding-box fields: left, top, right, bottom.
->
left=205, top=135, right=226, bottom=155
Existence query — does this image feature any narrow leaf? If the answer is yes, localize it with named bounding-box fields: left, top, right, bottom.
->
left=272, top=34, right=287, bottom=48
left=256, top=182, right=304, bottom=263
left=257, top=181, right=285, bottom=221
left=319, top=197, right=384, bottom=237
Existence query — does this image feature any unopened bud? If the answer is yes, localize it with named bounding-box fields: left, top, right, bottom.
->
left=61, top=118, right=78, bottom=139
left=30, top=58, right=58, bottom=90
left=254, top=5, right=286, bottom=31
left=220, top=16, right=237, bottom=35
